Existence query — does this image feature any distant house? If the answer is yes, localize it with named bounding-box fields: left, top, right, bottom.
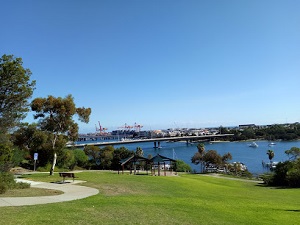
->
left=238, top=124, right=256, bottom=130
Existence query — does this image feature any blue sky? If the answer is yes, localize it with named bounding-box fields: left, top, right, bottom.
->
left=2, top=0, right=300, bottom=133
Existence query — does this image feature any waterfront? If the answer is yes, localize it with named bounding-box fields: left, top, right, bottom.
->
left=77, top=139, right=300, bottom=175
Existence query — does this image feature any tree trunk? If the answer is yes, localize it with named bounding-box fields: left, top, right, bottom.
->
left=134, top=163, right=136, bottom=175
left=50, top=153, right=57, bottom=175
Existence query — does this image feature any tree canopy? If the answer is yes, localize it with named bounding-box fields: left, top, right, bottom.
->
left=0, top=54, right=36, bottom=132
left=285, top=147, right=300, bottom=161
left=266, top=150, right=275, bottom=162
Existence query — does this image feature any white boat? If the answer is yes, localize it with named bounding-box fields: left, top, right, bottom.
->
left=268, top=142, right=276, bottom=146
left=249, top=142, right=258, bottom=148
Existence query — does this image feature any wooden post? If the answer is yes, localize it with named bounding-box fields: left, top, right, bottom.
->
left=158, top=162, right=160, bottom=176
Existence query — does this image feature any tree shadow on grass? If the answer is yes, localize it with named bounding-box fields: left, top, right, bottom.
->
left=285, top=209, right=300, bottom=212
left=255, top=182, right=298, bottom=189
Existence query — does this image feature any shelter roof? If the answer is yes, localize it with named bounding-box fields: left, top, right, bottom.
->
left=150, top=154, right=176, bottom=163
left=120, top=154, right=150, bottom=166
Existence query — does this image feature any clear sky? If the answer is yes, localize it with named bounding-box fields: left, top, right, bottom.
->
left=2, top=0, right=300, bottom=133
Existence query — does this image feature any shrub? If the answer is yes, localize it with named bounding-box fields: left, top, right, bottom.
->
left=0, top=182, right=8, bottom=194
left=262, top=159, right=300, bottom=187
left=260, top=173, right=274, bottom=185
left=57, top=149, right=75, bottom=169
left=174, top=160, right=191, bottom=172
left=37, top=163, right=52, bottom=172
left=0, top=143, right=13, bottom=162
left=16, top=182, right=30, bottom=189
left=0, top=172, right=16, bottom=188
left=73, top=149, right=88, bottom=168
left=11, top=147, right=26, bottom=168
left=0, top=172, right=16, bottom=194
left=272, top=161, right=293, bottom=186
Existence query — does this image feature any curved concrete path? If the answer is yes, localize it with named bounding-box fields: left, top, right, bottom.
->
left=0, top=178, right=99, bottom=207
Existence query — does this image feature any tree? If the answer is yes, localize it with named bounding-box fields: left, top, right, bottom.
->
left=84, top=145, right=100, bottom=163
left=222, top=152, right=232, bottom=172
left=191, top=143, right=206, bottom=173
left=99, top=146, right=114, bottom=169
left=285, top=147, right=300, bottom=161
left=222, top=152, right=232, bottom=164
left=72, top=149, right=88, bottom=168
left=0, top=54, right=36, bottom=132
left=203, top=150, right=222, bottom=166
left=57, top=148, right=75, bottom=169
left=241, top=128, right=256, bottom=140
left=12, top=124, right=47, bottom=153
left=197, top=143, right=205, bottom=154
left=31, top=95, right=91, bottom=175
left=111, top=147, right=134, bottom=170
left=135, top=147, right=143, bottom=157
left=12, top=123, right=49, bottom=168
left=0, top=143, right=13, bottom=172
left=266, top=150, right=275, bottom=163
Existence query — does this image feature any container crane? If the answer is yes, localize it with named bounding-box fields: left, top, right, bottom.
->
left=95, top=121, right=107, bottom=135
left=134, top=122, right=143, bottom=132
left=118, top=123, right=133, bottom=131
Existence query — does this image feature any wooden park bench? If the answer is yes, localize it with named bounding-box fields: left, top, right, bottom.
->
left=59, top=172, right=76, bottom=183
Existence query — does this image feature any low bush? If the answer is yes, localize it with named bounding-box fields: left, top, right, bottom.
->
left=261, top=159, right=300, bottom=187
left=0, top=172, right=30, bottom=194
left=259, top=173, right=274, bottom=185
left=36, top=163, right=52, bottom=172
left=0, top=182, right=8, bottom=194
left=173, top=160, right=191, bottom=172
left=0, top=172, right=15, bottom=187
left=16, top=182, right=30, bottom=189
left=0, top=172, right=15, bottom=194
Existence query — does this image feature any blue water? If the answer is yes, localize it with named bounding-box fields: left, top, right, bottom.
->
left=78, top=140, right=300, bottom=175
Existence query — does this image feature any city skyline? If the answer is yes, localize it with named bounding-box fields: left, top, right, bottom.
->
left=2, top=1, right=300, bottom=133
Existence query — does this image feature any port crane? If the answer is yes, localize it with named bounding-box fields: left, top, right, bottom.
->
left=134, top=122, right=143, bottom=132
left=95, top=121, right=107, bottom=135
left=118, top=123, right=143, bottom=132
left=118, top=123, right=133, bottom=130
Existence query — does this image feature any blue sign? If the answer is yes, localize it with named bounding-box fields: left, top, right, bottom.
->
left=34, top=153, right=38, bottom=160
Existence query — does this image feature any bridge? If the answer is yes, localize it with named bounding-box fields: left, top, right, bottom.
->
left=68, top=134, right=233, bottom=148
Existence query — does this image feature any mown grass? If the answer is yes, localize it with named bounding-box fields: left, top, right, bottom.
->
left=1, top=171, right=299, bottom=225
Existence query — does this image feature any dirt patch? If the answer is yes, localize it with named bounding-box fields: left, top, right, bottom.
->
left=0, top=187, right=64, bottom=197
left=10, top=167, right=32, bottom=175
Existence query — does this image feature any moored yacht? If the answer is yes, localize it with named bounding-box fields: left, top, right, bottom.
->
left=249, top=142, right=258, bottom=148
left=268, top=142, right=276, bottom=146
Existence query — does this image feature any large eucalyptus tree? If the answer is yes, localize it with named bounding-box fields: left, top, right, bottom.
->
left=31, top=94, right=91, bottom=175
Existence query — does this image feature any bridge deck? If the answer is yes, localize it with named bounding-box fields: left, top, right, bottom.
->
left=68, top=134, right=233, bottom=148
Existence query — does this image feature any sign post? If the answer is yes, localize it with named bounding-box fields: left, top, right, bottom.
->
left=34, top=153, right=38, bottom=171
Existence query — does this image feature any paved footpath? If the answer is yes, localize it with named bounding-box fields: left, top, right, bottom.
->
left=0, top=179, right=99, bottom=207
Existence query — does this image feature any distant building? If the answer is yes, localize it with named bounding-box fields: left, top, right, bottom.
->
left=238, top=124, right=256, bottom=130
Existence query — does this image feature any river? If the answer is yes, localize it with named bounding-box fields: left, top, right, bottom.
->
left=78, top=139, right=300, bottom=175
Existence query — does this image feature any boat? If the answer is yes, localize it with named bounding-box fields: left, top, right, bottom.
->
left=249, top=142, right=258, bottom=148
left=268, top=142, right=276, bottom=146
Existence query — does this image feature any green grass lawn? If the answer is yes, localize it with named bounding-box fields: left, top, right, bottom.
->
left=2, top=171, right=299, bottom=225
